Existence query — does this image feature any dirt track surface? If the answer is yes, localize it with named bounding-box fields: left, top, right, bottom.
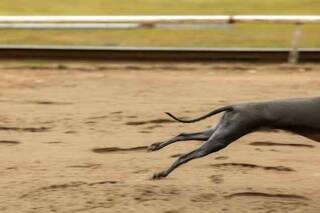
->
left=0, top=63, right=320, bottom=213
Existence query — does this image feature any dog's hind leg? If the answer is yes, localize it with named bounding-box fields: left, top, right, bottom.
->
left=148, top=127, right=217, bottom=152
left=152, top=111, right=256, bottom=179
left=152, top=139, right=227, bottom=179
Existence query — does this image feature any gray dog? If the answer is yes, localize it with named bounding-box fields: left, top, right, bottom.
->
left=149, top=97, right=320, bottom=179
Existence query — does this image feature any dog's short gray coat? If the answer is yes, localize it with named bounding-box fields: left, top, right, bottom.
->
left=149, top=97, right=320, bottom=179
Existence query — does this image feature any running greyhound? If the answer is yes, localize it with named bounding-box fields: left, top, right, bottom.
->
left=149, top=97, right=320, bottom=179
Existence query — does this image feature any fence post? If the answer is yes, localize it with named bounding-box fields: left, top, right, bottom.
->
left=288, top=23, right=303, bottom=64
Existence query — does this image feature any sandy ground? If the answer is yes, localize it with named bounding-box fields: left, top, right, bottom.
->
left=0, top=62, right=320, bottom=213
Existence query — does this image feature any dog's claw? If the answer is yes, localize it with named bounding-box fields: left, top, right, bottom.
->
left=152, top=171, right=167, bottom=180
left=148, top=142, right=163, bottom=152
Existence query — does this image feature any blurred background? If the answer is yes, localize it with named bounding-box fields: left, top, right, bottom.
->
left=0, top=0, right=319, bottom=48
left=1, top=2, right=320, bottom=213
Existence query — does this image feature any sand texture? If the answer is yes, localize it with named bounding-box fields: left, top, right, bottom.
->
left=0, top=63, right=320, bottom=213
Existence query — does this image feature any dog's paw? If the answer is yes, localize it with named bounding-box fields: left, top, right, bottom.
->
left=148, top=142, right=163, bottom=152
left=152, top=171, right=167, bottom=180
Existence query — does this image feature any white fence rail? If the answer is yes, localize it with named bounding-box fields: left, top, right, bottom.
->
left=0, top=15, right=320, bottom=24
left=1, top=16, right=320, bottom=63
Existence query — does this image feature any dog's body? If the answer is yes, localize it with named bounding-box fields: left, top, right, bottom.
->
left=149, top=97, right=320, bottom=179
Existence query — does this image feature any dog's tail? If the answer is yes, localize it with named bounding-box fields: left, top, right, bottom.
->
left=165, top=106, right=233, bottom=123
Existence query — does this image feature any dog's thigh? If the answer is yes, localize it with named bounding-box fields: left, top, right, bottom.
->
left=211, top=111, right=256, bottom=144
